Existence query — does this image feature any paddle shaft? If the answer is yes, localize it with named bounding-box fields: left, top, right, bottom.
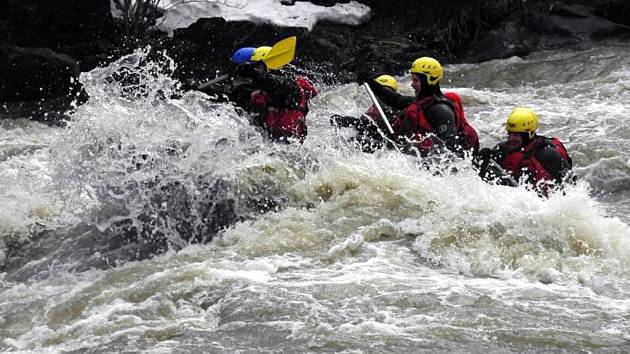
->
left=363, top=83, right=395, bottom=135
left=489, top=159, right=518, bottom=187
left=196, top=37, right=296, bottom=91
left=197, top=74, right=229, bottom=90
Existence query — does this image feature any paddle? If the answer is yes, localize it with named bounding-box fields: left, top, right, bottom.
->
left=488, top=159, right=518, bottom=187
left=363, top=83, right=395, bottom=135
left=475, top=149, right=518, bottom=187
left=197, top=74, right=229, bottom=90
left=197, top=36, right=297, bottom=90
left=263, top=36, right=296, bottom=70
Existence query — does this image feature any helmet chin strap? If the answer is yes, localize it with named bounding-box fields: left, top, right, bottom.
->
left=416, top=74, right=440, bottom=98
left=253, top=61, right=268, bottom=72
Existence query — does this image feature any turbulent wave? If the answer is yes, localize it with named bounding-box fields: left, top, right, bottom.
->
left=1, top=45, right=630, bottom=352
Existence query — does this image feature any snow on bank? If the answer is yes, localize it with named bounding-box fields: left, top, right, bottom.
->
left=113, top=0, right=372, bottom=36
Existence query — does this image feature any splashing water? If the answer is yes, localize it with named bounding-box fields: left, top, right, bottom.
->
left=1, top=44, right=630, bottom=352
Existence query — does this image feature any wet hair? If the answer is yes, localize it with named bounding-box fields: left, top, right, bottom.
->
left=415, top=73, right=442, bottom=98
left=252, top=60, right=267, bottom=72
left=520, top=132, right=533, bottom=145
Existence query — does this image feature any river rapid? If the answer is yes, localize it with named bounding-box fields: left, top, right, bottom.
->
left=1, top=43, right=629, bottom=353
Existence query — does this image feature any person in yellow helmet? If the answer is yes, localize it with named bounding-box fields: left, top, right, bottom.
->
left=475, top=108, right=574, bottom=195
left=250, top=46, right=271, bottom=62
left=183, top=46, right=261, bottom=112
left=184, top=44, right=318, bottom=144
left=331, top=74, right=403, bottom=152
left=359, top=57, right=479, bottom=157
left=235, top=45, right=317, bottom=143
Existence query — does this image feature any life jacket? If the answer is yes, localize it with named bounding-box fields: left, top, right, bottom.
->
left=365, top=105, right=380, bottom=121
left=401, top=92, right=478, bottom=154
left=250, top=76, right=317, bottom=142
left=501, top=135, right=572, bottom=184
left=444, top=92, right=479, bottom=153
left=365, top=104, right=401, bottom=137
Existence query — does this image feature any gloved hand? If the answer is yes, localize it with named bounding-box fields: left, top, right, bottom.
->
left=477, top=147, right=494, bottom=160
left=330, top=114, right=359, bottom=128
left=234, top=62, right=260, bottom=80
left=182, top=78, right=199, bottom=90
left=356, top=71, right=372, bottom=85
left=473, top=147, right=495, bottom=168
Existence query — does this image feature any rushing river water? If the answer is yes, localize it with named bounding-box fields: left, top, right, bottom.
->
left=1, top=43, right=630, bottom=353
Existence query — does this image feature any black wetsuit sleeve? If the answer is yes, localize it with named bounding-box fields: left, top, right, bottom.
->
left=227, top=81, right=256, bottom=111
left=254, top=72, right=301, bottom=109
left=424, top=102, right=458, bottom=150
left=330, top=114, right=361, bottom=128
left=535, top=147, right=570, bottom=181
left=198, top=81, right=230, bottom=100
left=366, top=80, right=414, bottom=110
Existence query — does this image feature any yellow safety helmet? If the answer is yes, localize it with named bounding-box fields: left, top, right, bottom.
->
left=410, top=57, right=443, bottom=86
left=505, top=107, right=539, bottom=139
left=375, top=75, right=398, bottom=91
left=251, top=46, right=272, bottom=62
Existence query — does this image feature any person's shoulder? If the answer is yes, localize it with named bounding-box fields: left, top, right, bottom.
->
left=530, top=135, right=560, bottom=149
left=293, top=76, right=318, bottom=96
left=443, top=91, right=462, bottom=102
left=530, top=138, right=563, bottom=162
left=425, top=100, right=455, bottom=117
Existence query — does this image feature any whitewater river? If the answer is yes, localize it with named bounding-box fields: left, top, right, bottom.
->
left=1, top=43, right=629, bottom=353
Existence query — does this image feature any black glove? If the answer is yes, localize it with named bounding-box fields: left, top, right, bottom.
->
left=476, top=147, right=494, bottom=160
left=356, top=71, right=372, bottom=85
left=182, top=78, right=199, bottom=90
left=473, top=147, right=496, bottom=169
left=234, top=62, right=259, bottom=80
left=330, top=114, right=360, bottom=128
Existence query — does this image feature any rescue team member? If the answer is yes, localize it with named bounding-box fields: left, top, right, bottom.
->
left=360, top=57, right=479, bottom=157
left=330, top=75, right=402, bottom=152
left=183, top=47, right=259, bottom=112
left=475, top=107, right=575, bottom=196
left=185, top=44, right=317, bottom=143
left=232, top=46, right=317, bottom=143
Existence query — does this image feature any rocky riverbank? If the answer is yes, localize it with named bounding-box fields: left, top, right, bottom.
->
left=1, top=0, right=629, bottom=122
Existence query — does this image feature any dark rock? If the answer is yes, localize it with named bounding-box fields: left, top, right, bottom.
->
left=282, top=0, right=350, bottom=5
left=1, top=0, right=120, bottom=72
left=547, top=10, right=630, bottom=40
left=458, top=20, right=535, bottom=63
left=1, top=163, right=298, bottom=277
left=167, top=17, right=420, bottom=85
left=550, top=3, right=592, bottom=18
left=0, top=46, right=79, bottom=100
left=60, top=39, right=116, bottom=71
left=167, top=18, right=314, bottom=82
left=295, top=0, right=347, bottom=5
left=2, top=0, right=113, bottom=47
left=594, top=0, right=630, bottom=27
left=2, top=0, right=630, bottom=123
left=527, top=13, right=583, bottom=50
left=0, top=45, right=87, bottom=123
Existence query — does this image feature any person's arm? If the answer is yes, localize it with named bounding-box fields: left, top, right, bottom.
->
left=534, top=147, right=571, bottom=182
left=181, top=77, right=231, bottom=100
left=253, top=72, right=301, bottom=109
left=234, top=63, right=302, bottom=109
left=423, top=102, right=458, bottom=151
left=330, top=114, right=361, bottom=128
left=365, top=79, right=414, bottom=110
left=474, top=144, right=517, bottom=186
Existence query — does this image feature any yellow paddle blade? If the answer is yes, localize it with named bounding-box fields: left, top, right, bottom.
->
left=263, top=36, right=297, bottom=70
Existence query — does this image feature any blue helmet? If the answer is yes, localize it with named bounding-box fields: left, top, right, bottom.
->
left=231, top=47, right=256, bottom=64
